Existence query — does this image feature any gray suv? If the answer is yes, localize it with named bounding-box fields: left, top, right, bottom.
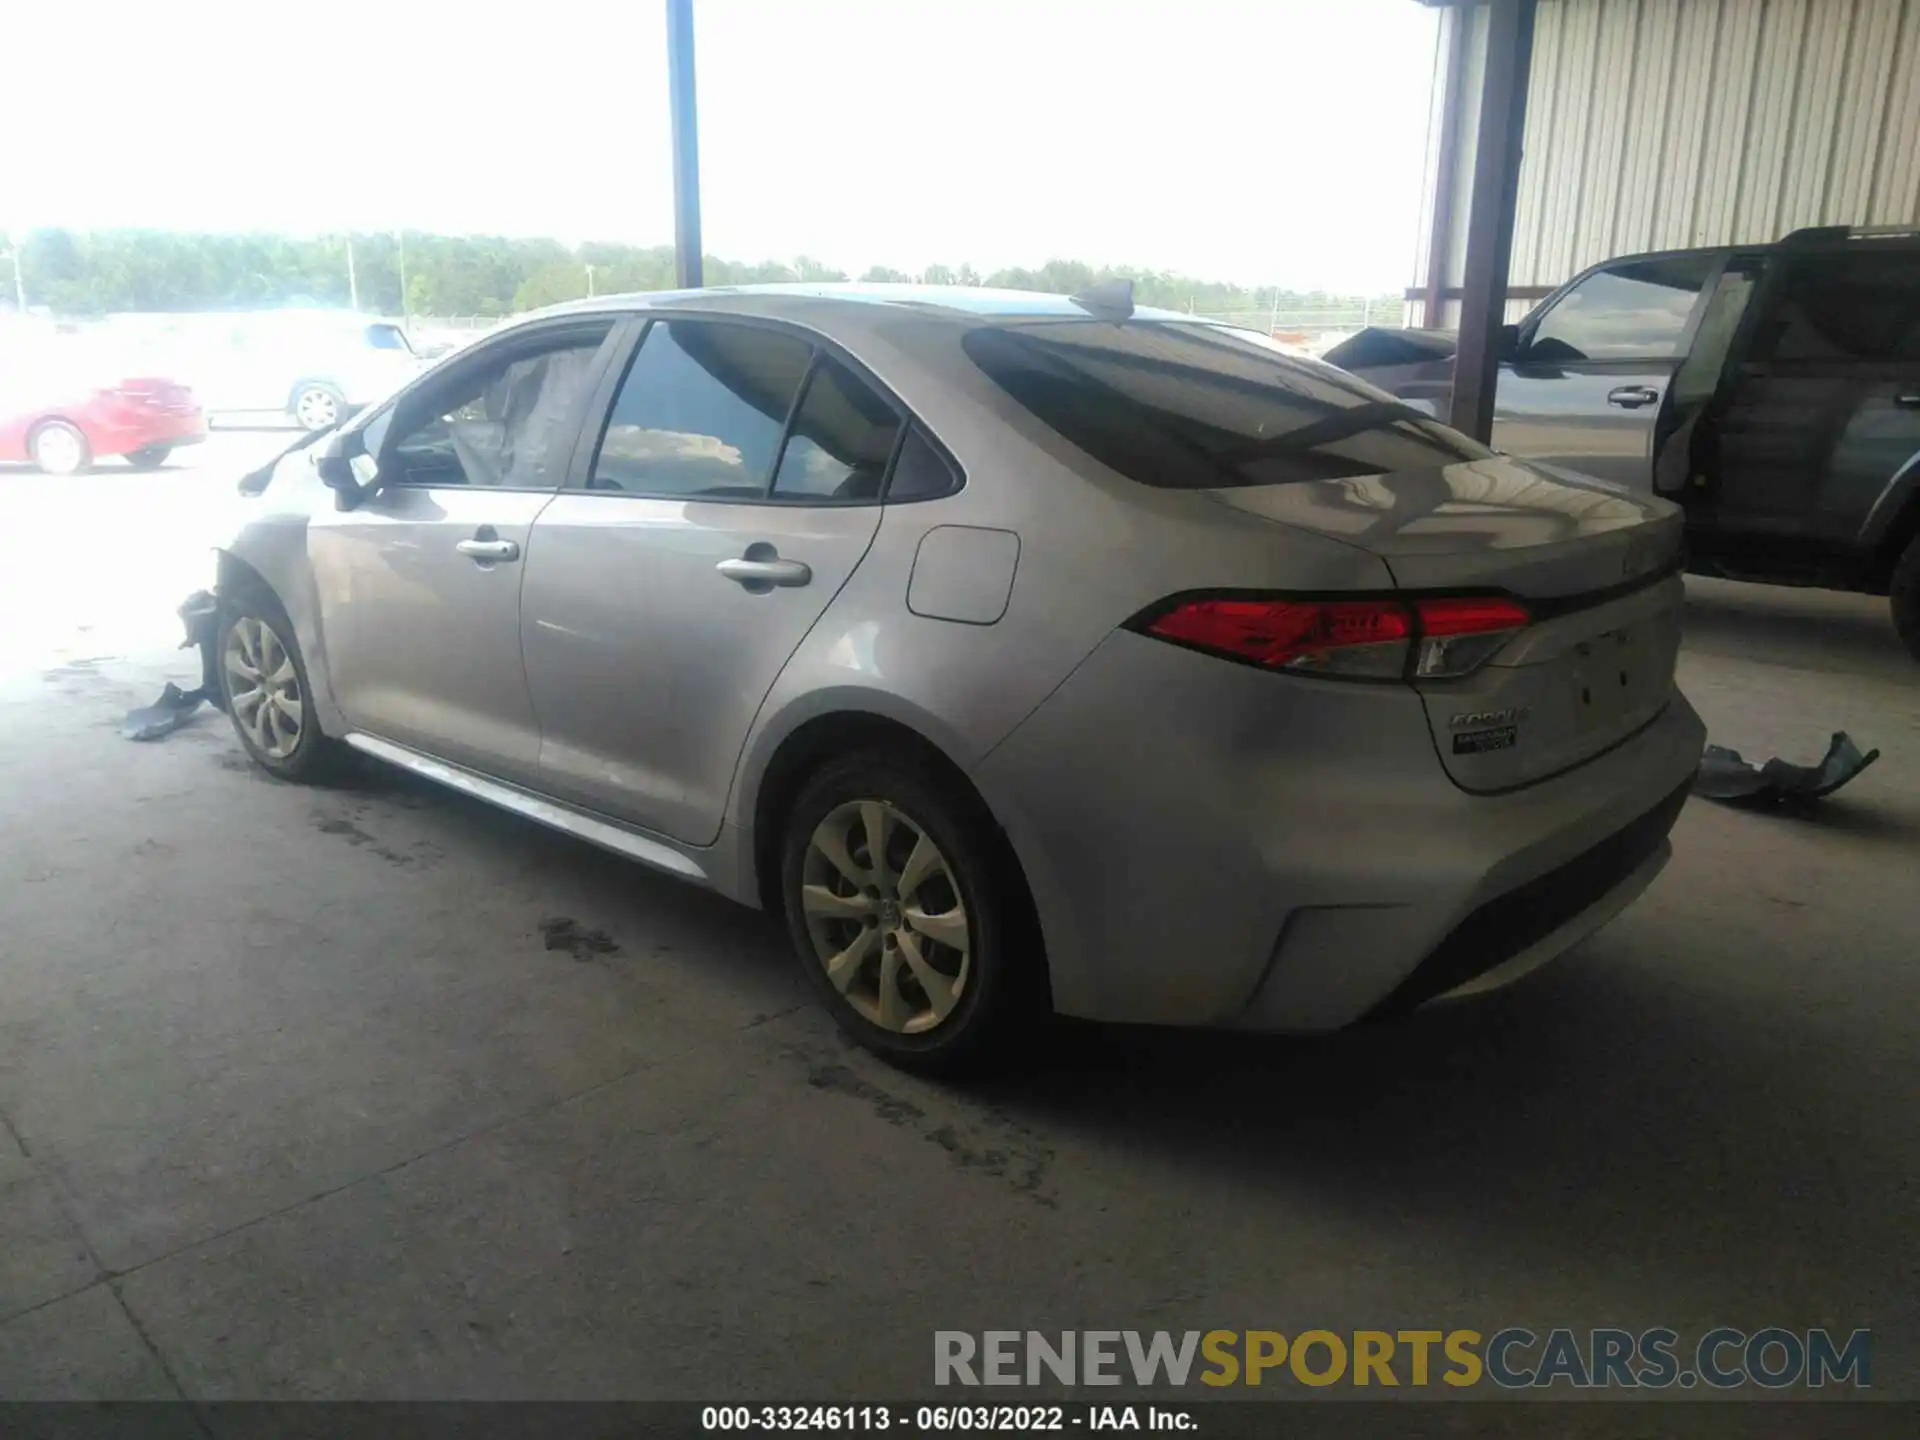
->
left=190, top=285, right=1703, bottom=1072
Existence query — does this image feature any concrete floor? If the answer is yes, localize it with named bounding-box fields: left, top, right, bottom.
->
left=1, top=437, right=1916, bottom=1400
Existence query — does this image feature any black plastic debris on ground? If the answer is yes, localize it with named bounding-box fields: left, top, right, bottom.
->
left=1693, top=732, right=1880, bottom=806
left=122, top=682, right=213, bottom=742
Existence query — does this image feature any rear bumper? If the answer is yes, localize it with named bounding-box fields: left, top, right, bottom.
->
left=976, top=630, right=1705, bottom=1032
left=1356, top=778, right=1688, bottom=1017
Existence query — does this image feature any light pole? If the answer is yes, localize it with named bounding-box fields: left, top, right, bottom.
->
left=586, top=262, right=596, bottom=297
left=346, top=235, right=360, bottom=311
left=3, top=234, right=22, bottom=312
left=667, top=0, right=703, bottom=288
left=397, top=230, right=410, bottom=329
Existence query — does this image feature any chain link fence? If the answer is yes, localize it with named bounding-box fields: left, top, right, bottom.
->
left=1191, top=300, right=1409, bottom=353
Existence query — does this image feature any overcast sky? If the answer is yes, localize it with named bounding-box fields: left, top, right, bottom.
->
left=1, top=0, right=1439, bottom=291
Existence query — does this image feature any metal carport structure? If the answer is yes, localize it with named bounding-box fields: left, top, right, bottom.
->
left=1413, top=0, right=1920, bottom=437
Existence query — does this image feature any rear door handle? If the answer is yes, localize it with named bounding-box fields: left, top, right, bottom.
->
left=1607, top=385, right=1661, bottom=409
left=716, top=556, right=812, bottom=589
left=456, top=538, right=520, bottom=562
left=1894, top=393, right=1920, bottom=409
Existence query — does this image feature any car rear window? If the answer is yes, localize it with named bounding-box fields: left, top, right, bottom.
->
left=963, top=321, right=1492, bottom=489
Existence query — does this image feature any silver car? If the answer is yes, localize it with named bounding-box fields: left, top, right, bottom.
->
left=197, top=284, right=1705, bottom=1072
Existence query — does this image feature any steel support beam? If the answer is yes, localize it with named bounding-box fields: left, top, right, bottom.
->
left=667, top=0, right=704, bottom=290
left=1447, top=0, right=1536, bottom=442
left=1421, top=4, right=1474, bottom=331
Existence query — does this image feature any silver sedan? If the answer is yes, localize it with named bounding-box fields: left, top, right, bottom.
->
left=197, top=284, right=1704, bottom=1072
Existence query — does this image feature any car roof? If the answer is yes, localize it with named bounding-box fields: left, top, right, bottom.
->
left=534, top=282, right=1198, bottom=326
left=1567, top=225, right=1920, bottom=274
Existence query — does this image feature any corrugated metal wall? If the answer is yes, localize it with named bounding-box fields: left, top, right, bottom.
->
left=1410, top=0, right=1920, bottom=327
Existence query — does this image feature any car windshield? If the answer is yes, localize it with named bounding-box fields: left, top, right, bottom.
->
left=964, top=320, right=1492, bottom=489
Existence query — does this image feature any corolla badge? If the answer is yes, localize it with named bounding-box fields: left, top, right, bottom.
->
left=1450, top=706, right=1532, bottom=730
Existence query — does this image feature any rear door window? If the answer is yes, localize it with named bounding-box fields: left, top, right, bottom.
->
left=964, top=321, right=1491, bottom=489
left=588, top=321, right=813, bottom=497
left=1762, top=251, right=1920, bottom=362
left=1671, top=257, right=1764, bottom=407
left=1526, top=255, right=1717, bottom=361
left=770, top=357, right=902, bottom=501
left=887, top=427, right=962, bottom=501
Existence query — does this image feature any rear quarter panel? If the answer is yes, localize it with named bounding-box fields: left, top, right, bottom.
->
left=727, top=308, right=1394, bottom=774
left=724, top=303, right=1394, bottom=920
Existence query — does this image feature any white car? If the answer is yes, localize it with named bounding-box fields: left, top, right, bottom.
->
left=143, top=311, right=427, bottom=431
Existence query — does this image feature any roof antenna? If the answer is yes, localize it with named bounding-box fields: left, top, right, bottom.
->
left=1070, top=277, right=1134, bottom=322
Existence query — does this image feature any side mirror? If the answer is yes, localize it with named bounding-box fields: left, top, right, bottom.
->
left=1498, top=323, right=1521, bottom=361
left=315, top=428, right=368, bottom=509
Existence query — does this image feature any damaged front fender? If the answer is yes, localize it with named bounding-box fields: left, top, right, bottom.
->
left=178, top=587, right=225, bottom=711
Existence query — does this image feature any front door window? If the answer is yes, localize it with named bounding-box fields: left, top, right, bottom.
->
left=1526, top=255, right=1717, bottom=363
left=385, top=339, right=606, bottom=490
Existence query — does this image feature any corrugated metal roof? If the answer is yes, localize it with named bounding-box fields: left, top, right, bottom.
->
left=1429, top=0, right=1920, bottom=294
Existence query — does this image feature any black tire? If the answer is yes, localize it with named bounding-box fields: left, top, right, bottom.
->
left=780, top=748, right=1043, bottom=1075
left=214, top=583, right=346, bottom=782
left=28, top=419, right=91, bottom=476
left=126, top=444, right=172, bottom=470
left=1893, top=535, right=1920, bottom=662
left=289, top=382, right=347, bottom=433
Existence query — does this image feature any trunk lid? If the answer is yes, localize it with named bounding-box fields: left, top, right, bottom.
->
left=1204, top=455, right=1687, bottom=792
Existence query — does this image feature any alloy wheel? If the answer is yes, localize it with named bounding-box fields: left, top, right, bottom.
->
left=32, top=424, right=85, bottom=476
left=224, top=616, right=304, bottom=760
left=295, top=388, right=339, bottom=430
left=801, top=799, right=972, bottom=1034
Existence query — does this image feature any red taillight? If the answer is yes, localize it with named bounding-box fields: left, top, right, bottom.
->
left=100, top=378, right=181, bottom=408
left=1411, top=596, right=1531, bottom=677
left=1145, top=598, right=1414, bottom=679
left=1139, top=593, right=1529, bottom=681
left=1415, top=596, right=1531, bottom=636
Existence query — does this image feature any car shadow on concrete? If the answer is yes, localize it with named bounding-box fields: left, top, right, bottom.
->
left=318, top=747, right=798, bottom=1000
left=957, top=950, right=1914, bottom=1330
left=1715, top=794, right=1920, bottom=846
left=224, top=716, right=1914, bottom=1337
left=1681, top=577, right=1910, bottom=679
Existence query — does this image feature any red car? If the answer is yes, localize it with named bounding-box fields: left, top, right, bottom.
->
left=0, top=370, right=208, bottom=474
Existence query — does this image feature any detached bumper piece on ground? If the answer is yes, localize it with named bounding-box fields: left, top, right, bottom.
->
left=1693, top=733, right=1880, bottom=806
left=120, top=590, right=225, bottom=741
left=121, top=682, right=213, bottom=741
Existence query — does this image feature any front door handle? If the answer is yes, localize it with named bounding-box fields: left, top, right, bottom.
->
left=1894, top=393, right=1920, bottom=409
left=716, top=545, right=812, bottom=592
left=456, top=538, right=520, bottom=563
left=1607, top=385, right=1661, bottom=409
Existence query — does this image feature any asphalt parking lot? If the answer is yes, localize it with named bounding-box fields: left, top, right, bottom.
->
left=1, top=435, right=1916, bottom=1402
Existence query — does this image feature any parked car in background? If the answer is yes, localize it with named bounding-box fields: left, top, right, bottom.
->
left=105, top=309, right=427, bottom=432
left=187, top=284, right=1702, bottom=1073
left=1328, top=226, right=1920, bottom=658
left=210, top=310, right=426, bottom=430
left=0, top=338, right=206, bottom=473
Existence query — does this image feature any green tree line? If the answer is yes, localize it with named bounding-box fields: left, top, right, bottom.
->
left=3, top=229, right=1396, bottom=322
